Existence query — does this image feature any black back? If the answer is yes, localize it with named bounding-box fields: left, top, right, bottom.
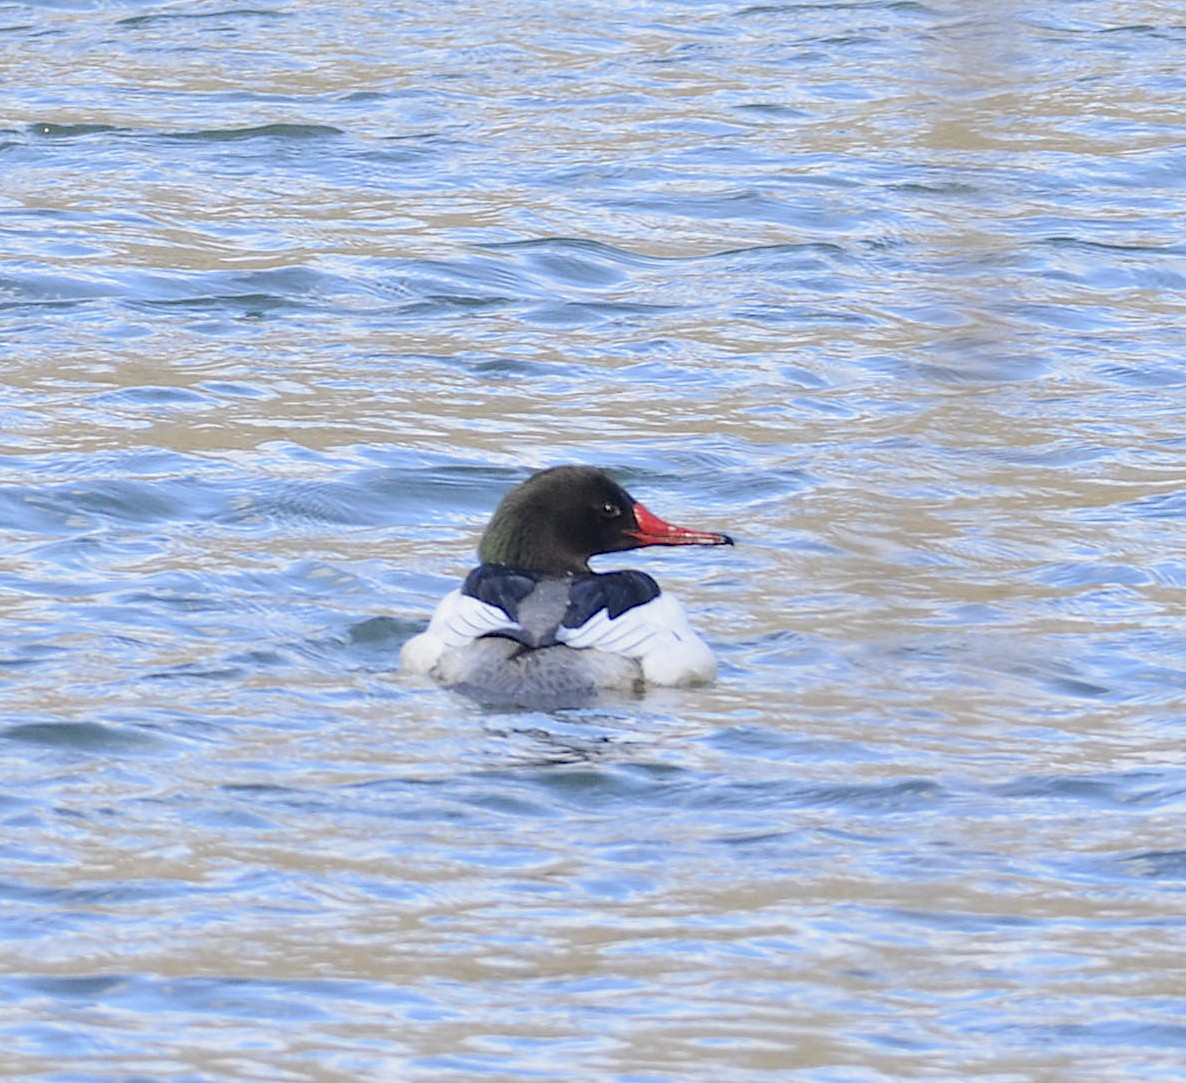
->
left=461, top=563, right=660, bottom=648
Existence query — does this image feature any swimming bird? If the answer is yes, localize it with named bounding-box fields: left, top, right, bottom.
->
left=400, top=465, right=733, bottom=706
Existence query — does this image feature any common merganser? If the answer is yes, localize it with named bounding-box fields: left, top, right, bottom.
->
left=400, top=465, right=733, bottom=706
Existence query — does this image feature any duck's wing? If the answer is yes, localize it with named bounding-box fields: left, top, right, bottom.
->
left=429, top=564, right=543, bottom=647
left=555, top=570, right=661, bottom=653
left=555, top=571, right=716, bottom=685
left=424, top=588, right=522, bottom=647
left=400, top=587, right=520, bottom=675
left=400, top=566, right=537, bottom=676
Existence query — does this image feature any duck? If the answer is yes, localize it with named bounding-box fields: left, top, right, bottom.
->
left=400, top=465, right=734, bottom=706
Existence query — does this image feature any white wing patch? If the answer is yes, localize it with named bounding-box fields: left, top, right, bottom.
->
left=556, top=592, right=716, bottom=686
left=428, top=589, right=519, bottom=647
left=400, top=588, right=522, bottom=675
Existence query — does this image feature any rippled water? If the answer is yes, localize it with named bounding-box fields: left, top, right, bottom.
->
left=4, top=1, right=1186, bottom=1080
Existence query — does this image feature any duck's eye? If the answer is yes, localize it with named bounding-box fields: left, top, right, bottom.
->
left=601, top=501, right=622, bottom=519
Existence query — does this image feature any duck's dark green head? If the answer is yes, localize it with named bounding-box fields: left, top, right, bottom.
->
left=477, top=465, right=733, bottom=577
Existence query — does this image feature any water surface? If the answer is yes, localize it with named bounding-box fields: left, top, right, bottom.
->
left=3, top=2, right=1186, bottom=1081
